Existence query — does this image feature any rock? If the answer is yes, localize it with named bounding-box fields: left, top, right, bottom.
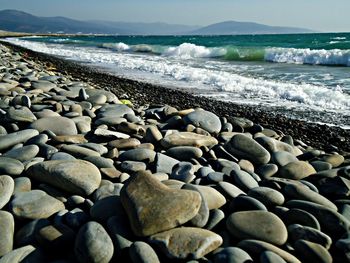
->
left=195, top=185, right=227, bottom=210
left=107, top=215, right=134, bottom=255
left=3, top=145, right=39, bottom=162
left=161, top=132, right=218, bottom=148
left=120, top=171, right=201, bottom=236
left=13, top=177, right=31, bottom=194
left=279, top=161, right=316, bottom=180
left=154, top=152, right=180, bottom=174
left=284, top=184, right=337, bottom=211
left=129, top=241, right=160, bottom=263
left=214, top=247, right=253, bottom=263
left=0, top=211, right=14, bottom=256
left=170, top=162, right=195, bottom=183
left=31, top=80, right=56, bottom=92
left=260, top=251, right=287, bottom=263
left=294, top=240, right=332, bottom=263
left=230, top=195, right=267, bottom=212
left=0, top=157, right=24, bottom=176
left=231, top=169, right=259, bottom=192
left=144, top=126, right=163, bottom=144
left=225, top=134, right=271, bottom=165
left=6, top=106, right=36, bottom=122
left=288, top=224, right=332, bottom=249
left=74, top=221, right=114, bottom=263
left=217, top=181, right=246, bottom=199
left=281, top=208, right=321, bottom=230
left=52, top=134, right=88, bottom=144
left=183, top=109, right=222, bottom=134
left=0, top=175, right=14, bottom=210
left=29, top=116, right=78, bottom=136
left=238, top=240, right=301, bottom=263
left=60, top=144, right=100, bottom=158
left=27, top=160, right=101, bottom=196
left=119, top=148, right=156, bottom=163
left=97, top=104, right=134, bottom=118
left=206, top=209, right=225, bottom=230
left=10, top=190, right=64, bottom=219
left=0, top=129, right=39, bottom=151
left=248, top=187, right=285, bottom=207
left=322, top=154, right=344, bottom=167
left=0, top=245, right=44, bottom=263
left=108, top=138, right=141, bottom=149
left=226, top=211, right=288, bottom=245
left=165, top=146, right=203, bottom=161
left=94, top=128, right=130, bottom=139
left=255, top=136, right=299, bottom=155
left=150, top=227, right=222, bottom=259
left=272, top=151, right=298, bottom=166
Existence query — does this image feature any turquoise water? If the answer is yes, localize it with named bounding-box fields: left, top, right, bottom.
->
left=6, top=33, right=350, bottom=127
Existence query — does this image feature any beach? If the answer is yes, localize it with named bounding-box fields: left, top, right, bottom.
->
left=0, top=39, right=349, bottom=262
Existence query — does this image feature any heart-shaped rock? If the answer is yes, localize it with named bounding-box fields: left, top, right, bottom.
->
left=120, top=171, right=201, bottom=236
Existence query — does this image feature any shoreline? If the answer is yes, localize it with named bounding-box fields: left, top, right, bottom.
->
left=1, top=40, right=349, bottom=152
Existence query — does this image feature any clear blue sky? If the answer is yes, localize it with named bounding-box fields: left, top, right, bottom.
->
left=0, top=0, right=349, bottom=32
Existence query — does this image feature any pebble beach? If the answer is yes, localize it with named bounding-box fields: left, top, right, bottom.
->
left=0, top=40, right=349, bottom=263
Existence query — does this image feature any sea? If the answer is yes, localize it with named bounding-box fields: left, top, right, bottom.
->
left=5, top=33, right=350, bottom=128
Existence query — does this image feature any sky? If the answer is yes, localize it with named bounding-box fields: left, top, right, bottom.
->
left=0, top=0, right=349, bottom=32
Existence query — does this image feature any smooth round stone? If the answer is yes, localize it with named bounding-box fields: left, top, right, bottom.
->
left=95, top=116, right=127, bottom=126
left=286, top=200, right=350, bottom=239
left=120, top=171, right=201, bottom=236
left=108, top=138, right=141, bottom=149
left=231, top=117, right=254, bottom=129
left=10, top=190, right=64, bottom=219
left=86, top=89, right=119, bottom=103
left=196, top=185, right=227, bottom=210
left=119, top=148, right=156, bottom=163
left=214, top=247, right=253, bottom=263
left=90, top=196, right=122, bottom=222
left=279, top=161, right=316, bottom=180
left=288, top=224, right=332, bottom=249
left=0, top=245, right=44, bottom=263
left=0, top=211, right=14, bottom=257
left=34, top=109, right=61, bottom=118
left=294, top=240, right=332, bottom=263
left=281, top=208, right=321, bottom=230
left=166, top=146, right=203, bottom=161
left=322, top=154, right=344, bottom=167
left=78, top=143, right=108, bottom=155
left=310, top=161, right=332, bottom=172
left=171, top=162, right=195, bottom=183
left=27, top=160, right=101, bottom=196
left=50, top=152, right=76, bottom=161
left=225, top=134, right=271, bottom=165
left=15, top=218, right=50, bottom=247
left=154, top=152, right=179, bottom=174
left=208, top=172, right=226, bottom=183
left=260, top=251, right=287, bottom=263
left=120, top=161, right=147, bottom=173
left=6, top=106, right=36, bottom=123
left=161, top=132, right=218, bottom=149
left=31, top=80, right=57, bottom=92
left=182, top=184, right=209, bottom=228
left=238, top=240, right=301, bottom=263
left=238, top=159, right=255, bottom=173
left=0, top=129, right=39, bottom=151
left=144, top=126, right=163, bottom=144
left=2, top=145, right=39, bottom=162
left=217, top=181, right=246, bottom=199
left=65, top=208, right=89, bottom=228
left=0, top=175, right=14, bottom=209
left=97, top=104, right=134, bottom=118
left=150, top=227, right=223, bottom=260
left=248, top=187, right=285, bottom=207
left=231, top=169, right=259, bottom=192
left=272, top=151, right=298, bottom=167
left=227, top=211, right=288, bottom=245
left=0, top=157, right=24, bottom=176
left=74, top=221, right=114, bottom=263
left=256, top=164, right=279, bottom=178
left=13, top=177, right=31, bottom=194
left=129, top=241, right=160, bottom=263
left=29, top=116, right=78, bottom=136
left=93, top=183, right=123, bottom=201
left=60, top=144, right=100, bottom=158
left=107, top=215, right=134, bottom=254
left=183, top=110, right=222, bottom=134
left=87, top=93, right=107, bottom=105
left=84, top=156, right=114, bottom=169
left=284, top=184, right=337, bottom=211
left=206, top=209, right=225, bottom=230
left=230, top=195, right=267, bottom=212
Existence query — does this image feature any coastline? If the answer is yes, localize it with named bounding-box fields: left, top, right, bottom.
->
left=1, top=40, right=349, bottom=152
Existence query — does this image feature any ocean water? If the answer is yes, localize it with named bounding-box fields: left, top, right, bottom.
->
left=5, top=33, right=350, bottom=128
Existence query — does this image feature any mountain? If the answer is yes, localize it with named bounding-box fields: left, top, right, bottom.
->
left=191, top=21, right=314, bottom=35
left=0, top=10, right=314, bottom=35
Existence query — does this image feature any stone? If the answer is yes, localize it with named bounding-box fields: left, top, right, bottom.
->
left=74, top=221, right=114, bottom=263
left=226, top=211, right=288, bottom=245
left=119, top=148, right=156, bottom=163
left=107, top=215, right=134, bottom=254
left=225, top=134, right=271, bottom=165
left=0, top=157, right=24, bottom=176
left=144, top=126, right=163, bottom=144
left=60, top=144, right=100, bottom=158
left=27, top=160, right=101, bottom=196
left=217, top=181, right=246, bottom=199
left=120, top=161, right=147, bottom=173
left=279, top=161, right=316, bottom=180
left=31, top=80, right=56, bottom=92
left=272, top=151, right=298, bottom=166
left=29, top=116, right=78, bottom=136
left=183, top=109, right=222, bottom=134
left=3, top=145, right=39, bottom=162
left=150, top=227, right=222, bottom=259
left=94, top=128, right=130, bottom=139
left=97, top=104, right=134, bottom=118
left=288, top=224, right=332, bottom=249
left=170, top=162, right=196, bottom=183
left=50, top=152, right=76, bottom=161
left=322, top=153, right=344, bottom=167
left=0, top=129, right=39, bottom=151
left=284, top=184, right=337, bottom=211
left=238, top=240, right=301, bottom=263
left=108, top=138, right=141, bottom=149
left=0, top=245, right=44, bottom=263
left=6, top=106, right=36, bottom=122
left=206, top=209, right=225, bottom=230
left=90, top=196, right=122, bottom=222
left=84, top=156, right=114, bottom=169
left=195, top=185, right=227, bottom=210
left=154, top=152, right=180, bottom=174
left=230, top=195, right=267, bottom=212
left=281, top=208, right=321, bottom=230
left=231, top=169, right=259, bottom=192
left=165, top=146, right=203, bottom=161
left=129, top=241, right=160, bottom=263
left=294, top=240, right=332, bottom=263
left=52, top=135, right=88, bottom=144
left=248, top=187, right=285, bottom=207
left=161, top=132, right=218, bottom=148
left=0, top=175, right=14, bottom=209
left=310, top=161, right=332, bottom=172
left=214, top=247, right=253, bottom=263
left=10, top=190, right=64, bottom=219
left=260, top=251, right=287, bottom=263
left=255, top=136, right=300, bottom=155
left=0, top=211, right=14, bottom=256
left=120, top=171, right=201, bottom=236
left=13, top=177, right=31, bottom=194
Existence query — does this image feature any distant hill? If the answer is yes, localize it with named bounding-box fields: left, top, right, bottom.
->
left=0, top=10, right=314, bottom=35
left=191, top=21, right=315, bottom=35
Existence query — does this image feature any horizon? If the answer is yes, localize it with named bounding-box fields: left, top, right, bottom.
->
left=0, top=0, right=349, bottom=33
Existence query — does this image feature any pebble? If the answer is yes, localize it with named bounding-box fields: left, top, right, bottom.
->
left=183, top=109, right=222, bottom=134
left=248, top=186, right=285, bottom=207
left=0, top=157, right=24, bottom=176
left=214, top=247, right=253, bottom=263
left=29, top=116, right=78, bottom=135
left=165, top=146, right=203, bottom=161
left=129, top=241, right=160, bottom=263
left=161, top=132, right=218, bottom=148
left=279, top=161, right=316, bottom=180
left=294, top=239, right=332, bottom=263
left=0, top=211, right=14, bottom=257
left=2, top=144, right=39, bottom=162
left=0, top=129, right=39, bottom=151
left=0, top=175, right=14, bottom=209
